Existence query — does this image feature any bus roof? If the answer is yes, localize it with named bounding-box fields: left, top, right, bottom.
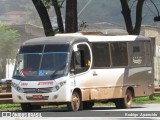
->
left=84, top=35, right=150, bottom=42
left=56, top=33, right=151, bottom=42
left=22, top=36, right=88, bottom=46
left=23, top=33, right=151, bottom=46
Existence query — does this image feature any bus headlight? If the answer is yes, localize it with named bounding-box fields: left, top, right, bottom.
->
left=11, top=82, right=24, bottom=93
left=52, top=81, right=66, bottom=92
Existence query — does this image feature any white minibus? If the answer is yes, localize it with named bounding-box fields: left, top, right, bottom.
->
left=11, top=33, right=154, bottom=111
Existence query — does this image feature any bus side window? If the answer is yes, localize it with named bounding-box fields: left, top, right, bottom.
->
left=92, top=43, right=110, bottom=68
left=110, top=42, right=128, bottom=67
left=75, top=50, right=85, bottom=69
left=128, top=41, right=145, bottom=66
left=70, top=44, right=91, bottom=75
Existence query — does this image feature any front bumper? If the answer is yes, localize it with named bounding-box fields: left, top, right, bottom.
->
left=12, top=85, right=71, bottom=103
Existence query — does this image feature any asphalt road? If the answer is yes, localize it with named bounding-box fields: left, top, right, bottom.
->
left=2, top=104, right=160, bottom=120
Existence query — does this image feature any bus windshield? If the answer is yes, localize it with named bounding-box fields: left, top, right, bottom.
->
left=13, top=45, right=69, bottom=77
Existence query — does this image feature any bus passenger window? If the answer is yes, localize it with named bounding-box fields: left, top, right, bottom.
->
left=92, top=43, right=110, bottom=68
left=110, top=42, right=128, bottom=67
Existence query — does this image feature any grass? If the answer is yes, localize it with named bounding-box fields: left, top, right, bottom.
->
left=0, top=103, right=21, bottom=111
left=0, top=95, right=160, bottom=111
left=133, top=94, right=160, bottom=104
left=0, top=104, right=67, bottom=111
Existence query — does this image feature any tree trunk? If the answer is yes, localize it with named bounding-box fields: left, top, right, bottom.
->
left=120, top=0, right=144, bottom=35
left=52, top=0, right=64, bottom=33
left=32, top=0, right=54, bottom=36
left=133, top=0, right=145, bottom=35
left=120, top=0, right=133, bottom=35
left=65, top=0, right=78, bottom=33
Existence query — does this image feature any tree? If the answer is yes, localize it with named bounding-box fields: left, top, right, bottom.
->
left=32, top=0, right=78, bottom=35
left=32, top=0, right=159, bottom=35
left=0, top=24, right=20, bottom=78
left=32, top=0, right=54, bottom=36
left=120, top=0, right=145, bottom=35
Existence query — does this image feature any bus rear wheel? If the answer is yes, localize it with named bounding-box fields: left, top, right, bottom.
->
left=115, top=89, right=133, bottom=109
left=67, top=91, right=82, bottom=111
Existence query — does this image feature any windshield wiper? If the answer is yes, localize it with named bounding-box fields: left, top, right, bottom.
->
left=50, top=65, right=66, bottom=78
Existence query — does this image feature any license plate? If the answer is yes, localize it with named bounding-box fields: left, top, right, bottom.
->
left=32, top=95, right=43, bottom=99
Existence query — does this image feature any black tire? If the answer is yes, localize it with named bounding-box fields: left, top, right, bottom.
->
left=32, top=105, right=41, bottom=110
left=67, top=91, right=82, bottom=111
left=115, top=89, right=133, bottom=109
left=83, top=101, right=94, bottom=110
left=21, top=103, right=33, bottom=112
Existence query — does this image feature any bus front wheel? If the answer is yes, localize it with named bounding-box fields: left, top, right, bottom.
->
left=115, top=89, right=133, bottom=109
left=67, top=91, right=82, bottom=111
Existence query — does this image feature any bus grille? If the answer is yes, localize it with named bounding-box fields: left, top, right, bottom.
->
left=23, top=87, right=52, bottom=93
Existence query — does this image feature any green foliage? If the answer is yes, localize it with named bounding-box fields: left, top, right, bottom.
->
left=79, top=21, right=88, bottom=31
left=42, top=0, right=65, bottom=9
left=42, top=0, right=52, bottom=9
left=0, top=24, right=20, bottom=59
left=0, top=104, right=20, bottom=111
left=56, top=0, right=65, bottom=8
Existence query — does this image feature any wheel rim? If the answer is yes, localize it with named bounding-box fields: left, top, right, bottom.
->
left=125, top=91, right=132, bottom=107
left=71, top=92, right=80, bottom=111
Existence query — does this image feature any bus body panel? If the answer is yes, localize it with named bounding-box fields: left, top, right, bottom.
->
left=69, top=67, right=153, bottom=101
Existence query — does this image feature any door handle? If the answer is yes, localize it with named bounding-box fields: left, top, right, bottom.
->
left=93, top=71, right=98, bottom=76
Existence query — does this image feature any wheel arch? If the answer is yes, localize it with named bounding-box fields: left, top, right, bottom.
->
left=72, top=88, right=82, bottom=100
left=127, top=87, right=135, bottom=98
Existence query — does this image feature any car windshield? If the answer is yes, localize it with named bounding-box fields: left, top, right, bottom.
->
left=13, top=45, right=69, bottom=77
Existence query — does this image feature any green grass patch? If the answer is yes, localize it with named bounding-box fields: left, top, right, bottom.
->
left=133, top=94, right=160, bottom=104
left=95, top=102, right=115, bottom=106
left=0, top=104, right=66, bottom=111
left=0, top=103, right=21, bottom=111
left=95, top=95, right=160, bottom=106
